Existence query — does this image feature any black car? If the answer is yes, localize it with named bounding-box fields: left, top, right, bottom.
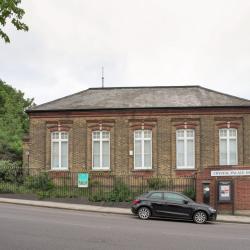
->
left=131, top=191, right=217, bottom=224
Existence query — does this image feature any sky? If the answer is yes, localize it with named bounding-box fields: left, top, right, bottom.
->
left=1, top=0, right=250, bottom=105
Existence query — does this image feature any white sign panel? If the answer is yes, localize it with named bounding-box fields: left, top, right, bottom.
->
left=211, top=169, right=250, bottom=177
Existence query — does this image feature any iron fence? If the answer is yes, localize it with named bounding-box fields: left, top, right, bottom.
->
left=0, top=167, right=196, bottom=201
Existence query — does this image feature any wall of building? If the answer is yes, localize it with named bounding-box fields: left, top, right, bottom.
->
left=24, top=109, right=250, bottom=178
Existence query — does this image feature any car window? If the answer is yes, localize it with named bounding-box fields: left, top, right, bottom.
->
left=164, top=193, right=186, bottom=204
left=149, top=192, right=163, bottom=200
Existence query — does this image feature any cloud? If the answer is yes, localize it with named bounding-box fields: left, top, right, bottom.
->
left=1, top=0, right=250, bottom=104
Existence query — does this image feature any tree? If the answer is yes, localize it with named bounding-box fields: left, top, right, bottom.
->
left=0, top=0, right=28, bottom=43
left=0, top=79, right=34, bottom=161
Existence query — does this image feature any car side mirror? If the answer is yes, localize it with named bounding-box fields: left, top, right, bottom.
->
left=183, top=200, right=189, bottom=204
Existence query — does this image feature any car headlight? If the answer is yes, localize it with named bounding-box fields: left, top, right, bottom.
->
left=208, top=207, right=216, bottom=213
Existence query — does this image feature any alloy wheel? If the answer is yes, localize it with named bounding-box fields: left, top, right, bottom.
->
left=193, top=211, right=207, bottom=224
left=138, top=207, right=151, bottom=220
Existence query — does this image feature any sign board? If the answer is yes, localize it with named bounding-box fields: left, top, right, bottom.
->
left=211, top=169, right=250, bottom=177
left=218, top=181, right=232, bottom=202
left=78, top=173, right=89, bottom=188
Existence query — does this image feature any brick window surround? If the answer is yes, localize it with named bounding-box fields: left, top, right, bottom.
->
left=171, top=120, right=200, bottom=174
left=128, top=119, right=157, bottom=173
left=87, top=120, right=115, bottom=172
left=214, top=119, right=243, bottom=166
left=45, top=121, right=72, bottom=171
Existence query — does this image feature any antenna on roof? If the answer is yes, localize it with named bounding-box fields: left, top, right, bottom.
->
left=101, top=66, right=104, bottom=88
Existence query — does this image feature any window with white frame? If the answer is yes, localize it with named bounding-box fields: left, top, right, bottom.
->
left=51, top=131, right=68, bottom=170
left=92, top=131, right=110, bottom=170
left=176, top=129, right=195, bottom=169
left=134, top=130, right=152, bottom=169
left=219, top=128, right=238, bottom=165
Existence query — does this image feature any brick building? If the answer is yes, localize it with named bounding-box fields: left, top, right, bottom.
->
left=24, top=85, right=250, bottom=174
left=24, top=86, right=250, bottom=212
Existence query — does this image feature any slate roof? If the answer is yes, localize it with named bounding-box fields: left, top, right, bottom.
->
left=28, top=85, right=250, bottom=112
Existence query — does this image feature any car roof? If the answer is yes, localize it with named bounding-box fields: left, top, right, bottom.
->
left=148, top=191, right=182, bottom=194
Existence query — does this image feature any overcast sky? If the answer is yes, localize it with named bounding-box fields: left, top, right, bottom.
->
left=1, top=0, right=250, bottom=104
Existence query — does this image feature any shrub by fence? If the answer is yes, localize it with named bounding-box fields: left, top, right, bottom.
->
left=0, top=165, right=196, bottom=202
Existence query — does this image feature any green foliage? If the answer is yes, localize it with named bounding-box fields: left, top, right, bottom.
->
left=0, top=80, right=34, bottom=161
left=88, top=192, right=106, bottom=202
left=107, top=179, right=132, bottom=202
left=0, top=160, right=23, bottom=183
left=24, top=172, right=54, bottom=191
left=0, top=0, right=29, bottom=43
left=89, top=179, right=133, bottom=202
left=183, top=187, right=196, bottom=201
left=36, top=191, right=51, bottom=200
left=147, top=178, right=166, bottom=190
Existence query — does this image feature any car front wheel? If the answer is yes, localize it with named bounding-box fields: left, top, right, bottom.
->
left=193, top=211, right=207, bottom=224
left=138, top=207, right=151, bottom=220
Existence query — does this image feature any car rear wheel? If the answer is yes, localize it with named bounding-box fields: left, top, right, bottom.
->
left=193, top=211, right=207, bottom=224
left=138, top=207, right=151, bottom=220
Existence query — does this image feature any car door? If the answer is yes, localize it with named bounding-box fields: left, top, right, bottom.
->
left=148, top=192, right=165, bottom=216
left=162, top=192, right=193, bottom=219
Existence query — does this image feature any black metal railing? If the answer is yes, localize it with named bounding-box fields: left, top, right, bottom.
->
left=0, top=167, right=196, bottom=201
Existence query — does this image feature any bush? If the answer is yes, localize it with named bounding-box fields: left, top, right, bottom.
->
left=24, top=172, right=54, bottom=191
left=107, top=179, right=132, bottom=202
left=0, top=160, right=23, bottom=183
left=183, top=187, right=196, bottom=201
left=147, top=177, right=166, bottom=190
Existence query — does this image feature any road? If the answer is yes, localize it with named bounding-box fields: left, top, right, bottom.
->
left=0, top=204, right=250, bottom=250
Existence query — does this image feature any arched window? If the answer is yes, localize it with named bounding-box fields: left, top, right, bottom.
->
left=134, top=130, right=152, bottom=169
left=176, top=129, right=195, bottom=169
left=219, top=128, right=238, bottom=165
left=51, top=131, right=68, bottom=170
left=92, top=131, right=110, bottom=170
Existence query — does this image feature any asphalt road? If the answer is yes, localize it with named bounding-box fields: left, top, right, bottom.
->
left=0, top=204, right=250, bottom=250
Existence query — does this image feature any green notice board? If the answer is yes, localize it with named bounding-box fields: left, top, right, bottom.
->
left=78, top=173, right=89, bottom=188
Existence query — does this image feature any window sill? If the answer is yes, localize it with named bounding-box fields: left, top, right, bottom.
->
left=91, top=169, right=111, bottom=172
left=49, top=170, right=70, bottom=172
left=132, top=169, right=154, bottom=172
left=175, top=168, right=196, bottom=171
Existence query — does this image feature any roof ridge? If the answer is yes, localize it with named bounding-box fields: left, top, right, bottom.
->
left=88, top=85, right=200, bottom=90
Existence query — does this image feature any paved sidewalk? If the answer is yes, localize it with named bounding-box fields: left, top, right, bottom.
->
left=0, top=197, right=250, bottom=224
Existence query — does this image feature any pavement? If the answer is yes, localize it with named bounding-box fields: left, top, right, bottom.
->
left=0, top=197, right=250, bottom=224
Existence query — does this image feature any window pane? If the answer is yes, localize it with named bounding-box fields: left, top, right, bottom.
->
left=164, top=193, right=185, bottom=204
left=177, top=130, right=184, bottom=138
left=61, top=141, right=68, bottom=168
left=149, top=192, right=163, bottom=200
left=52, top=142, right=59, bottom=168
left=134, top=140, right=142, bottom=155
left=93, top=131, right=100, bottom=140
left=93, top=141, right=100, bottom=168
left=61, top=132, right=68, bottom=139
left=177, top=139, right=184, bottom=167
left=134, top=140, right=142, bottom=168
left=187, top=139, right=194, bottom=167
left=144, top=155, right=151, bottom=168
left=52, top=132, right=59, bottom=140
left=220, top=138, right=227, bottom=165
left=135, top=130, right=142, bottom=139
left=220, top=129, right=227, bottom=137
left=144, top=140, right=151, bottom=154
left=102, top=141, right=110, bottom=168
left=135, top=154, right=142, bottom=168
left=187, top=130, right=194, bottom=138
left=144, top=130, right=152, bottom=139
left=102, top=131, right=110, bottom=139
left=144, top=140, right=152, bottom=168
left=229, top=138, right=237, bottom=165
left=229, top=129, right=236, bottom=137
